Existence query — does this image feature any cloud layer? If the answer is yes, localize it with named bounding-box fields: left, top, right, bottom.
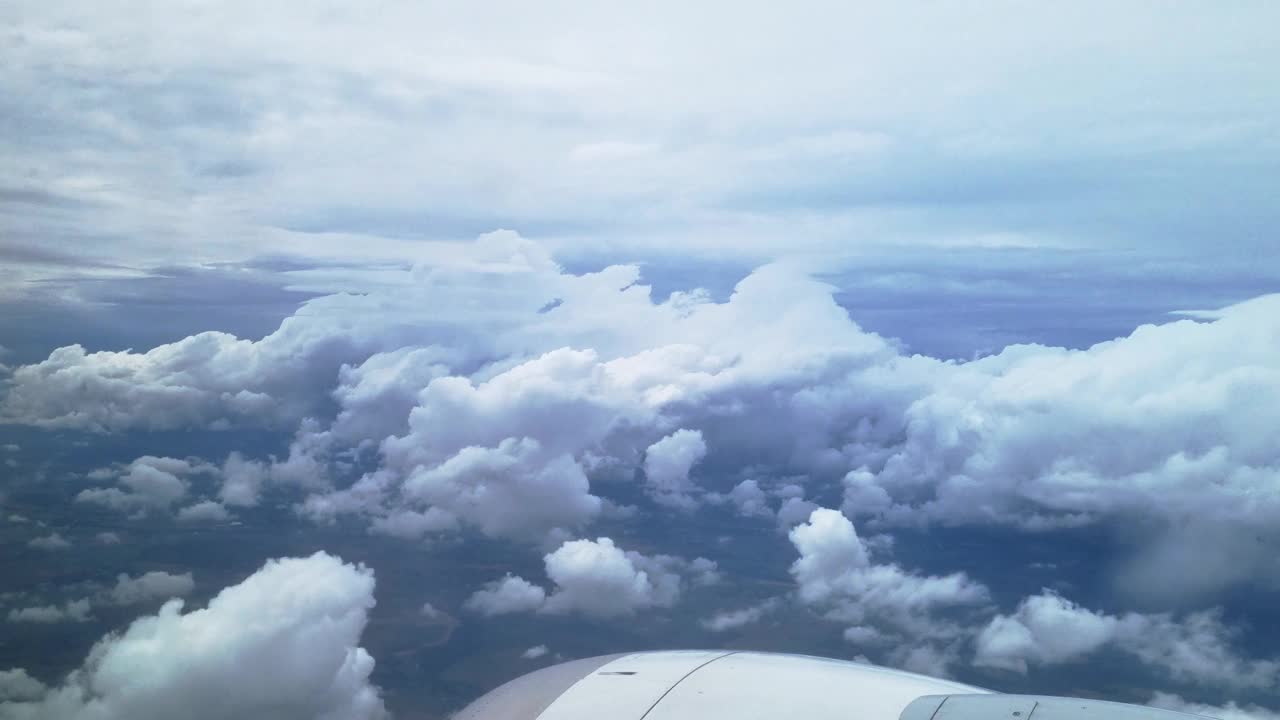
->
left=3, top=234, right=1280, bottom=712
left=6, top=234, right=1280, bottom=601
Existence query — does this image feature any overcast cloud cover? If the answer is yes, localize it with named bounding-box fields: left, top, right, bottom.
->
left=2, top=2, right=1278, bottom=719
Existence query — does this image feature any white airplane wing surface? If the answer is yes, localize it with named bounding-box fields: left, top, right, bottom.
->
left=456, top=650, right=1213, bottom=720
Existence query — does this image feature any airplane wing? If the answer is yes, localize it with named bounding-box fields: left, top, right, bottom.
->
left=455, top=650, right=1212, bottom=720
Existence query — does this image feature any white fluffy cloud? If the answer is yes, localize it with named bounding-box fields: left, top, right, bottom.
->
left=177, top=501, right=231, bottom=523
left=791, top=509, right=989, bottom=617
left=0, top=338, right=295, bottom=433
left=290, top=252, right=903, bottom=546
left=974, top=590, right=1279, bottom=690
left=368, top=508, right=459, bottom=541
left=789, top=508, right=988, bottom=669
left=218, top=452, right=269, bottom=508
left=642, top=429, right=706, bottom=511
left=0, top=552, right=386, bottom=720
left=700, top=598, right=782, bottom=632
left=974, top=592, right=1114, bottom=674
left=521, top=645, right=550, bottom=660
left=107, top=571, right=195, bottom=606
left=0, top=232, right=605, bottom=434
left=464, top=575, right=548, bottom=617
left=76, top=456, right=215, bottom=514
left=721, top=479, right=771, bottom=518
left=401, top=438, right=599, bottom=543
left=541, top=537, right=685, bottom=617
left=974, top=592, right=1117, bottom=673
left=867, top=296, right=1280, bottom=601
left=467, top=537, right=716, bottom=619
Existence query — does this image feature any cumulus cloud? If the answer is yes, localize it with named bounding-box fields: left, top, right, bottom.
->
left=521, top=645, right=550, bottom=660
left=107, top=571, right=195, bottom=606
left=464, top=575, right=548, bottom=617
left=541, top=538, right=689, bottom=617
left=362, top=260, right=891, bottom=545
left=790, top=508, right=871, bottom=593
left=401, top=438, right=600, bottom=543
left=700, top=598, right=782, bottom=632
left=776, top=496, right=821, bottom=529
left=865, top=296, right=1280, bottom=601
left=0, top=232, right=577, bottom=434
left=842, top=625, right=890, bottom=647
left=368, top=508, right=459, bottom=541
left=26, top=533, right=70, bottom=551
left=722, top=479, right=771, bottom=518
left=7, top=600, right=91, bottom=624
left=0, top=328, right=363, bottom=434
left=76, top=456, right=215, bottom=514
left=0, top=671, right=45, bottom=702
left=467, top=537, right=715, bottom=619
left=974, top=592, right=1117, bottom=673
left=974, top=590, right=1279, bottom=690
left=789, top=508, right=988, bottom=668
left=218, top=452, right=269, bottom=508
left=685, top=557, right=722, bottom=587
left=328, top=346, right=455, bottom=445
left=176, top=501, right=231, bottom=523
left=0, top=552, right=386, bottom=720
left=841, top=468, right=892, bottom=516
left=642, top=429, right=706, bottom=511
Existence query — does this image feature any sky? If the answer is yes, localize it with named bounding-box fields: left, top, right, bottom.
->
left=1, top=2, right=1279, bottom=719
